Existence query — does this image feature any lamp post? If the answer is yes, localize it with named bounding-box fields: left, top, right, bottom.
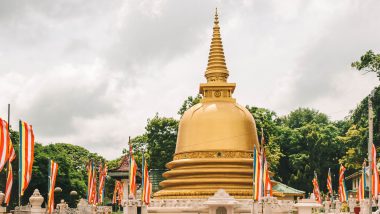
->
left=54, top=187, right=63, bottom=211
left=69, top=191, right=78, bottom=208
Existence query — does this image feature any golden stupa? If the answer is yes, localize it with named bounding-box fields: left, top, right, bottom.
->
left=154, top=10, right=260, bottom=199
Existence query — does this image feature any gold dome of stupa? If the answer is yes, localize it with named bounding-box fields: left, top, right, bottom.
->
left=154, top=9, right=260, bottom=199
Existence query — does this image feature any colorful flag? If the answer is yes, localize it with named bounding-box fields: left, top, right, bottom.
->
left=327, top=168, right=333, bottom=195
left=262, top=152, right=272, bottom=197
left=118, top=181, right=124, bottom=205
left=357, top=162, right=366, bottom=201
left=5, top=132, right=15, bottom=205
left=87, top=161, right=97, bottom=204
left=4, top=161, right=13, bottom=205
left=90, top=162, right=97, bottom=204
left=312, top=172, right=322, bottom=203
left=129, top=145, right=138, bottom=198
left=98, top=164, right=107, bottom=204
left=142, top=160, right=152, bottom=205
left=338, top=164, right=348, bottom=202
left=19, top=121, right=35, bottom=196
left=372, top=144, right=379, bottom=199
left=253, top=145, right=262, bottom=200
left=112, top=180, right=120, bottom=204
left=8, top=141, right=15, bottom=163
left=0, top=118, right=10, bottom=171
left=47, top=160, right=59, bottom=213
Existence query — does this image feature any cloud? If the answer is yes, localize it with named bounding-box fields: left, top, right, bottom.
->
left=0, top=0, right=379, bottom=159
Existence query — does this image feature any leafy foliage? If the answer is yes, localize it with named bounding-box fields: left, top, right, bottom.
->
left=0, top=133, right=107, bottom=209
left=352, top=50, right=380, bottom=79
left=177, top=95, right=202, bottom=116
left=129, top=114, right=179, bottom=169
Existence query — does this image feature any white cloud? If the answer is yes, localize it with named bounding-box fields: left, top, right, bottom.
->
left=0, top=0, right=379, bottom=159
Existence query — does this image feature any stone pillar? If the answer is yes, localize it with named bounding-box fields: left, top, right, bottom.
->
left=334, top=201, right=341, bottom=214
left=0, top=191, right=6, bottom=214
left=77, top=198, right=88, bottom=213
left=360, top=199, right=369, bottom=214
left=262, top=196, right=277, bottom=214
left=121, top=178, right=129, bottom=202
left=127, top=200, right=137, bottom=214
left=323, top=200, right=331, bottom=213
left=29, top=189, right=45, bottom=214
left=251, top=201, right=259, bottom=214
left=348, top=197, right=356, bottom=213
left=141, top=205, right=148, bottom=214
left=294, top=199, right=322, bottom=214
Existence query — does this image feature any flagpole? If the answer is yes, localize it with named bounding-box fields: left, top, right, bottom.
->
left=141, top=149, right=145, bottom=205
left=48, top=159, right=51, bottom=207
left=252, top=146, right=255, bottom=214
left=128, top=136, right=131, bottom=201
left=368, top=90, right=375, bottom=213
left=7, top=104, right=10, bottom=209
left=18, top=120, right=21, bottom=207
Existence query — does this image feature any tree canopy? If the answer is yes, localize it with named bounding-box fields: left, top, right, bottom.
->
left=352, top=50, right=380, bottom=79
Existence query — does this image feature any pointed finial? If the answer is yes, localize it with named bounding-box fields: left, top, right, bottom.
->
left=205, top=9, right=229, bottom=82
left=214, top=8, right=219, bottom=25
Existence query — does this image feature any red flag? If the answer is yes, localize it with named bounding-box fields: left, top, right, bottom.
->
left=47, top=160, right=59, bottom=213
left=372, top=144, right=379, bottom=199
left=4, top=162, right=13, bottom=205
left=0, top=119, right=10, bottom=171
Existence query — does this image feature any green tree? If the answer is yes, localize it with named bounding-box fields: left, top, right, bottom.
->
left=352, top=50, right=380, bottom=79
left=0, top=130, right=106, bottom=209
left=273, top=108, right=343, bottom=193
left=177, top=95, right=202, bottom=116
left=246, top=106, right=283, bottom=173
left=129, top=114, right=179, bottom=170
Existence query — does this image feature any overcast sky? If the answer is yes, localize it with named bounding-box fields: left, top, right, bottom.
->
left=0, top=0, right=379, bottom=160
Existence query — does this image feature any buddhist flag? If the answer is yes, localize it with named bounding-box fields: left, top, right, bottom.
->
left=129, top=145, right=138, bottom=198
left=372, top=144, right=379, bottom=199
left=357, top=162, right=366, bottom=201
left=5, top=134, right=15, bottom=205
left=312, top=172, right=322, bottom=203
left=338, top=164, right=348, bottom=202
left=142, top=159, right=152, bottom=205
left=327, top=168, right=333, bottom=195
left=98, top=164, right=107, bottom=204
left=112, top=180, right=120, bottom=204
left=89, top=162, right=97, bottom=204
left=19, top=121, right=35, bottom=196
left=118, top=181, right=124, bottom=205
left=47, top=160, right=59, bottom=214
left=8, top=141, right=15, bottom=163
left=262, top=152, right=272, bottom=197
left=0, top=118, right=10, bottom=172
left=87, top=161, right=96, bottom=204
left=4, top=162, right=13, bottom=205
left=253, top=145, right=262, bottom=200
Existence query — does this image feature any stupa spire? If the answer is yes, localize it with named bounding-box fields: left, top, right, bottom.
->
left=205, top=8, right=229, bottom=82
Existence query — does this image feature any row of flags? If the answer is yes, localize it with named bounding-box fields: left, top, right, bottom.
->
left=0, top=119, right=33, bottom=206
left=313, top=144, right=380, bottom=204
left=0, top=117, right=60, bottom=213
left=355, top=144, right=379, bottom=201
left=108, top=144, right=152, bottom=205
left=128, top=145, right=151, bottom=205
left=0, top=118, right=16, bottom=205
left=87, top=161, right=108, bottom=205
left=112, top=180, right=124, bottom=205
left=253, top=132, right=272, bottom=201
